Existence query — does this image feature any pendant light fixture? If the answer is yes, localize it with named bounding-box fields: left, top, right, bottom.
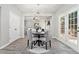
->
left=33, top=4, right=40, bottom=20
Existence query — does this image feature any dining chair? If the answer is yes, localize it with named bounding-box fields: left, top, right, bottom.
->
left=27, top=29, right=38, bottom=49
left=40, top=31, right=51, bottom=50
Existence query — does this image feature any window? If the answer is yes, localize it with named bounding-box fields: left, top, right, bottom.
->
left=60, top=16, right=65, bottom=34
left=68, top=11, right=77, bottom=38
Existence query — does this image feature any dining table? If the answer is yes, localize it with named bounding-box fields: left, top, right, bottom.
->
left=32, top=31, right=46, bottom=47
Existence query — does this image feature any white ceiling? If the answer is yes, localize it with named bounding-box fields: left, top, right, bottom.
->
left=14, top=4, right=77, bottom=15
left=14, top=4, right=64, bottom=14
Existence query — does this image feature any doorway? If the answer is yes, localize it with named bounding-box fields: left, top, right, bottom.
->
left=24, top=16, right=52, bottom=37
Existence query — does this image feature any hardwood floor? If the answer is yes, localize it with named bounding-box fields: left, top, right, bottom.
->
left=0, top=37, right=78, bottom=54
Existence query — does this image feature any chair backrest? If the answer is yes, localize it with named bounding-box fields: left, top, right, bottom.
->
left=45, top=31, right=51, bottom=41
left=27, top=28, right=32, bottom=41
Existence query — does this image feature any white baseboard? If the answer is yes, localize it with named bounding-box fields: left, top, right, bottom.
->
left=0, top=41, right=13, bottom=49
left=0, top=37, right=24, bottom=49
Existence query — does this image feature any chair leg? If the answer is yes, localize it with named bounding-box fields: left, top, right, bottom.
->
left=41, top=41, right=44, bottom=46
left=31, top=42, right=33, bottom=49
left=45, top=42, right=47, bottom=50
left=27, top=40, right=29, bottom=48
left=49, top=40, right=51, bottom=48
left=33, top=41, right=36, bottom=46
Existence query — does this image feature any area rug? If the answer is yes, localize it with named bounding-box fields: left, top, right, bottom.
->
left=28, top=47, right=50, bottom=54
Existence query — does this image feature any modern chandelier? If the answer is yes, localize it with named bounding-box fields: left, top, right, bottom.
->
left=33, top=4, right=40, bottom=20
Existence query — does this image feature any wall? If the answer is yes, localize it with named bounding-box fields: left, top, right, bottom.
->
left=0, top=5, right=9, bottom=47
left=55, top=4, right=79, bottom=52
left=0, top=7, right=1, bottom=40
left=51, top=15, right=59, bottom=38
left=0, top=4, right=23, bottom=48
left=8, top=5, right=23, bottom=42
left=9, top=11, right=20, bottom=42
left=8, top=5, right=23, bottom=38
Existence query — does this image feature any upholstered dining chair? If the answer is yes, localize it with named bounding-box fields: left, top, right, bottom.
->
left=27, top=28, right=37, bottom=49
left=40, top=31, right=51, bottom=50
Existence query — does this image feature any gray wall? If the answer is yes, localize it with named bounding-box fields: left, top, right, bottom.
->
left=0, top=5, right=9, bottom=47
left=0, top=7, right=1, bottom=40
left=0, top=4, right=23, bottom=47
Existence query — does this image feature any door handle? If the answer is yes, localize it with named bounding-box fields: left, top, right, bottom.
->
left=14, top=28, right=17, bottom=31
